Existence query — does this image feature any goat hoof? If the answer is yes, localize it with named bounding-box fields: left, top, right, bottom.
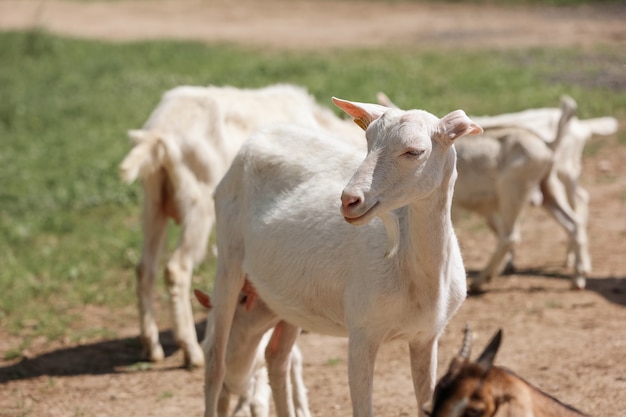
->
left=142, top=343, right=165, bottom=363
left=468, top=283, right=486, bottom=296
left=183, top=345, right=205, bottom=369
left=571, top=276, right=586, bottom=290
left=502, top=261, right=516, bottom=276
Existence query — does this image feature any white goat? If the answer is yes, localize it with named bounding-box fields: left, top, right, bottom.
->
left=427, top=326, right=590, bottom=417
left=119, top=84, right=361, bottom=367
left=453, top=126, right=556, bottom=291
left=204, top=98, right=483, bottom=417
left=472, top=100, right=618, bottom=279
left=194, top=287, right=311, bottom=417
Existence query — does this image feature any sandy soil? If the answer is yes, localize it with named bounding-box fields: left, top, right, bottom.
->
left=0, top=1, right=625, bottom=417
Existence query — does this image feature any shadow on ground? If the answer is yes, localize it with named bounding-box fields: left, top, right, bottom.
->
left=0, top=321, right=206, bottom=383
left=466, top=268, right=625, bottom=306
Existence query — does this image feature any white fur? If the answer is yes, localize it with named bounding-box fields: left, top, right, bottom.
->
left=204, top=98, right=482, bottom=417
left=119, top=84, right=362, bottom=367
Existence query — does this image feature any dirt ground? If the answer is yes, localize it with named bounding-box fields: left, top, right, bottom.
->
left=1, top=1, right=625, bottom=416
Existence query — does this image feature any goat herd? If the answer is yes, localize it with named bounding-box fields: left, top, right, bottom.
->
left=119, top=84, right=617, bottom=417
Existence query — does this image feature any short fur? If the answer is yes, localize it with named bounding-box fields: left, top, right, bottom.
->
left=203, top=98, right=482, bottom=417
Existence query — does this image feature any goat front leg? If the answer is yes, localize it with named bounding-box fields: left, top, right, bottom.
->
left=409, top=337, right=437, bottom=417
left=471, top=182, right=529, bottom=293
left=348, top=329, right=381, bottom=417
left=266, top=321, right=302, bottom=417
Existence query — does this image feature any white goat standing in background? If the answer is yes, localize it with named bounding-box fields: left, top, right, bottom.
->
left=119, top=84, right=362, bottom=367
left=472, top=99, right=618, bottom=281
left=427, top=326, right=590, bottom=417
left=204, top=97, right=482, bottom=417
left=194, top=287, right=311, bottom=417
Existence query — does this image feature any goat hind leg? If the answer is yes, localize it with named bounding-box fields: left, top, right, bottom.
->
left=266, top=321, right=302, bottom=417
left=290, top=345, right=312, bottom=417
left=541, top=183, right=587, bottom=289
left=165, top=211, right=213, bottom=368
left=204, top=264, right=246, bottom=417
left=136, top=198, right=168, bottom=362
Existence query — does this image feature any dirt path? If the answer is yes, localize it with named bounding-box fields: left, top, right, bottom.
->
left=1, top=1, right=625, bottom=417
left=1, top=0, right=625, bottom=50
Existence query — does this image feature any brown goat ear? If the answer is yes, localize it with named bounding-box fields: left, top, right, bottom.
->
left=476, top=329, right=503, bottom=372
left=446, top=355, right=467, bottom=377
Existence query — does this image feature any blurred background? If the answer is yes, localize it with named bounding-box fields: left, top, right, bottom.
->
left=0, top=1, right=624, bottom=416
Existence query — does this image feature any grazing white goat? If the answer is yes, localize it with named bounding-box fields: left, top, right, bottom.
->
left=194, top=287, right=311, bottom=417
left=377, top=93, right=617, bottom=290
left=427, top=326, right=589, bottom=417
left=119, top=84, right=362, bottom=367
left=204, top=98, right=483, bottom=417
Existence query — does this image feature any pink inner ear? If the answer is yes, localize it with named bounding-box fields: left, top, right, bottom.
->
left=331, top=97, right=388, bottom=129
left=440, top=110, right=483, bottom=140
left=332, top=97, right=370, bottom=120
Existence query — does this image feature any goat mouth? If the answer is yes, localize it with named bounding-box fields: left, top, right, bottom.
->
left=343, top=202, right=379, bottom=225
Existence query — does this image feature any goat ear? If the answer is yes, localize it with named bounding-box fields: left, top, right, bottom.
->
left=332, top=97, right=388, bottom=131
left=193, top=288, right=212, bottom=310
left=446, top=355, right=467, bottom=377
left=127, top=129, right=147, bottom=144
left=376, top=92, right=400, bottom=109
left=476, top=329, right=502, bottom=372
left=436, top=110, right=483, bottom=143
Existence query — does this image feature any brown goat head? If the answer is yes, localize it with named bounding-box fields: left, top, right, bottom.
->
left=426, top=325, right=503, bottom=417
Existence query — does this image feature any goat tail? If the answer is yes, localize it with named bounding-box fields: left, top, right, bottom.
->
left=379, top=211, right=400, bottom=258
left=119, top=129, right=167, bottom=184
left=548, top=95, right=578, bottom=152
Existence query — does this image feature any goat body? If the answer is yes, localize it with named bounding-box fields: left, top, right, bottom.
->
left=119, top=83, right=361, bottom=367
left=429, top=327, right=589, bottom=417
left=204, top=98, right=482, bottom=417
left=472, top=100, right=618, bottom=288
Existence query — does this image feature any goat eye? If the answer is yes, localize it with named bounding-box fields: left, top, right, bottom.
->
left=404, top=149, right=424, bottom=157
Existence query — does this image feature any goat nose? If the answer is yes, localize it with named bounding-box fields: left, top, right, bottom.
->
left=341, top=191, right=362, bottom=210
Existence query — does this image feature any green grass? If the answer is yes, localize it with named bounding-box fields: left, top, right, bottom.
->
left=0, top=29, right=624, bottom=347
